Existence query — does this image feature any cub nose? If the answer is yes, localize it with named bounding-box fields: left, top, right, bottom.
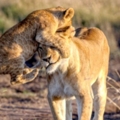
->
left=43, top=56, right=51, bottom=62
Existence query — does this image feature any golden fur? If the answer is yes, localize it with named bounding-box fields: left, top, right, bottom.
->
left=0, top=6, right=74, bottom=85
left=39, top=27, right=110, bottom=120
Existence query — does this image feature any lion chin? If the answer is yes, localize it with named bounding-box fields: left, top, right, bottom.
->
left=46, top=62, right=61, bottom=74
left=46, top=64, right=59, bottom=75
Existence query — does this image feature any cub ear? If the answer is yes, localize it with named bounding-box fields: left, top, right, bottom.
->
left=63, top=8, right=74, bottom=20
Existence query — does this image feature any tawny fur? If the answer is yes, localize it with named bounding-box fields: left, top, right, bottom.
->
left=39, top=27, right=110, bottom=120
left=0, top=6, right=74, bottom=85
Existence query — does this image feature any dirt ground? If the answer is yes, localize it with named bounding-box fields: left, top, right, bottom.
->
left=0, top=73, right=120, bottom=120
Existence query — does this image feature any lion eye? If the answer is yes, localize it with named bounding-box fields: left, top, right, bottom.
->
left=43, top=56, right=51, bottom=62
left=38, top=46, right=43, bottom=49
left=50, top=46, right=56, bottom=49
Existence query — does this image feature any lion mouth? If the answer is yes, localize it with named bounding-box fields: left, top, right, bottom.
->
left=46, top=56, right=60, bottom=69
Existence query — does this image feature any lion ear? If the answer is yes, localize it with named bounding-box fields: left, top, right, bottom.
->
left=63, top=8, right=74, bottom=20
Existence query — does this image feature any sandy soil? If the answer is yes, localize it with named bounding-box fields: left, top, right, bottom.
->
left=0, top=74, right=120, bottom=120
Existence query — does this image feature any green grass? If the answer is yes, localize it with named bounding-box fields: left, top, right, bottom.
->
left=0, top=19, right=6, bottom=33
left=1, top=5, right=25, bottom=21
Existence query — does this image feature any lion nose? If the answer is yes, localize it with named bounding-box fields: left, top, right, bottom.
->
left=43, top=56, right=51, bottom=62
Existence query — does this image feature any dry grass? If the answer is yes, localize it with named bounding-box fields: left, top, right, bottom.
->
left=107, top=73, right=120, bottom=112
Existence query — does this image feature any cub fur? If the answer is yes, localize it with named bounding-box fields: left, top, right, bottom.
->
left=0, top=6, right=74, bottom=85
left=38, top=27, right=110, bottom=120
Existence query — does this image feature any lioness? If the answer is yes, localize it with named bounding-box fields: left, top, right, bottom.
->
left=0, top=6, right=74, bottom=85
left=38, top=27, right=110, bottom=120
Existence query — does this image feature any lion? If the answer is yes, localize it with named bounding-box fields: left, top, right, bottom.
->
left=0, top=6, right=74, bottom=85
left=38, top=27, right=110, bottom=120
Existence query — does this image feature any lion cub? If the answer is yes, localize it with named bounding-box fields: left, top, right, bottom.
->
left=0, top=6, right=74, bottom=85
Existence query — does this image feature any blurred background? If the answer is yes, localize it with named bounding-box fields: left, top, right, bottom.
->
left=0, top=0, right=120, bottom=80
left=0, top=0, right=120, bottom=120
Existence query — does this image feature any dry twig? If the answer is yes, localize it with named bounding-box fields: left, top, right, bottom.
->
left=107, top=76, right=120, bottom=111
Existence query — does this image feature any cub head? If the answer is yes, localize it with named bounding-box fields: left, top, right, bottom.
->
left=40, top=6, right=74, bottom=33
left=25, top=6, right=74, bottom=58
left=34, top=6, right=74, bottom=44
left=47, top=6, right=74, bottom=31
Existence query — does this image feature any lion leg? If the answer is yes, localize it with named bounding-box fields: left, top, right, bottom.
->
left=11, top=68, right=39, bottom=85
left=76, top=84, right=93, bottom=120
left=21, top=68, right=39, bottom=82
left=76, top=96, right=83, bottom=119
left=47, top=95, right=66, bottom=120
left=92, top=73, right=107, bottom=120
left=66, top=99, right=72, bottom=120
left=9, top=57, right=39, bottom=85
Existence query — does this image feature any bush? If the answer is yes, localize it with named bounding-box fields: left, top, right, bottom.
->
left=0, top=19, right=6, bottom=33
left=1, top=4, right=26, bottom=22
